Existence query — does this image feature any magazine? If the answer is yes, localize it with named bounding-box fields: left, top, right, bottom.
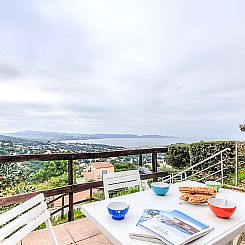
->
left=129, top=209, right=168, bottom=244
left=138, top=210, right=214, bottom=245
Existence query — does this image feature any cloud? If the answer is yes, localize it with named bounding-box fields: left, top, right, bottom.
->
left=0, top=64, right=22, bottom=80
left=0, top=0, right=244, bottom=139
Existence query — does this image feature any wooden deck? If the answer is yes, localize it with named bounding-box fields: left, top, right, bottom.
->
left=19, top=218, right=112, bottom=245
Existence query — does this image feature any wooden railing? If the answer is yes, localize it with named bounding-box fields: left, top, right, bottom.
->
left=0, top=147, right=168, bottom=221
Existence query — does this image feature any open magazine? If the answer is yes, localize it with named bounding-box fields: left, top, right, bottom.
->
left=130, top=209, right=168, bottom=244
left=130, top=209, right=214, bottom=245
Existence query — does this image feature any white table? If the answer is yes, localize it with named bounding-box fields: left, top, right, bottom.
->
left=81, top=180, right=245, bottom=245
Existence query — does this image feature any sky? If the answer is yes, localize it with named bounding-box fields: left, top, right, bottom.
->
left=0, top=0, right=245, bottom=139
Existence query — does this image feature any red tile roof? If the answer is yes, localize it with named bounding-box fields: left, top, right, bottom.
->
left=91, top=162, right=114, bottom=169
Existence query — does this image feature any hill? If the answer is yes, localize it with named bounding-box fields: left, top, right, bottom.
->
left=6, top=130, right=177, bottom=142
left=0, top=134, right=41, bottom=146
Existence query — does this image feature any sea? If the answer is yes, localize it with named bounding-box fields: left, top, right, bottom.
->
left=63, top=136, right=244, bottom=148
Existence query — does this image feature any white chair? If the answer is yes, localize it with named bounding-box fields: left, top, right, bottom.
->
left=103, top=170, right=142, bottom=199
left=0, top=193, right=58, bottom=245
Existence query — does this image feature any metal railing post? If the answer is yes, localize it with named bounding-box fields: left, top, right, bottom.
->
left=235, top=142, right=238, bottom=186
left=68, top=159, right=74, bottom=222
left=221, top=152, right=224, bottom=185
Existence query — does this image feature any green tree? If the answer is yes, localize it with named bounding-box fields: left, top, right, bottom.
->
left=31, top=160, right=68, bottom=183
left=113, top=162, right=137, bottom=172
left=0, top=162, right=34, bottom=198
left=34, top=174, right=68, bottom=190
left=239, top=122, right=245, bottom=132
left=165, top=144, right=190, bottom=169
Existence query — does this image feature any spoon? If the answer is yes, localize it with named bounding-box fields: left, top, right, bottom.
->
left=223, top=196, right=228, bottom=207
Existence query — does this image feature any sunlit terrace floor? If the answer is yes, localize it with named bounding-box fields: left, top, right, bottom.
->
left=19, top=218, right=112, bottom=245
left=19, top=217, right=245, bottom=245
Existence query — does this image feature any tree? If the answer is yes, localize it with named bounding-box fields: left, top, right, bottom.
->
left=0, top=162, right=34, bottom=198
left=112, top=161, right=137, bottom=172
left=31, top=160, right=68, bottom=183
left=34, top=174, right=68, bottom=190
left=239, top=122, right=245, bottom=132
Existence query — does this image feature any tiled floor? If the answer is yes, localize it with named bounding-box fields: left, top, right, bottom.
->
left=20, top=218, right=112, bottom=245
left=18, top=218, right=245, bottom=245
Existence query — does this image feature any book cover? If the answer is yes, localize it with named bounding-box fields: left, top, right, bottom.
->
left=138, top=210, right=214, bottom=245
left=137, top=209, right=168, bottom=225
left=130, top=209, right=168, bottom=244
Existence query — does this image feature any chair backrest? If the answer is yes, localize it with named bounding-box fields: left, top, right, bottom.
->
left=103, top=170, right=142, bottom=199
left=0, top=193, right=58, bottom=245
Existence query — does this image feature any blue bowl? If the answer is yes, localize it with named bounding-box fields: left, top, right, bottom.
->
left=151, top=182, right=170, bottom=196
left=107, top=202, right=129, bottom=220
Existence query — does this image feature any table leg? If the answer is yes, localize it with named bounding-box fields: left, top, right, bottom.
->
left=226, top=241, right=233, bottom=245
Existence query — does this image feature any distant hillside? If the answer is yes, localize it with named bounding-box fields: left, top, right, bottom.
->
left=6, top=130, right=177, bottom=142
left=0, top=134, right=18, bottom=141
left=0, top=134, right=41, bottom=146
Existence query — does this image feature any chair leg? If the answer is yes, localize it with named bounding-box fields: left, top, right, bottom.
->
left=45, top=219, right=59, bottom=245
left=141, top=180, right=150, bottom=190
left=233, top=233, right=245, bottom=245
left=226, top=241, right=233, bottom=245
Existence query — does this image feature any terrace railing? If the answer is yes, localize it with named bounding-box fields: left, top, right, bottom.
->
left=0, top=147, right=168, bottom=222
left=161, top=148, right=231, bottom=184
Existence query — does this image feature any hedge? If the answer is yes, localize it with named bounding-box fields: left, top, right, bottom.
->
left=165, top=141, right=236, bottom=174
left=164, top=144, right=190, bottom=169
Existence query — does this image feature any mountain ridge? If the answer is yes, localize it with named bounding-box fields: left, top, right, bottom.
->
left=0, top=133, right=42, bottom=146
left=5, top=130, right=177, bottom=142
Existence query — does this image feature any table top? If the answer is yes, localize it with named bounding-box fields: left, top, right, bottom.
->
left=81, top=180, right=245, bottom=245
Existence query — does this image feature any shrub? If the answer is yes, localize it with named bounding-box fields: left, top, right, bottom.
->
left=165, top=144, right=190, bottom=169
left=165, top=141, right=236, bottom=175
left=189, top=141, right=236, bottom=175
left=113, top=162, right=137, bottom=172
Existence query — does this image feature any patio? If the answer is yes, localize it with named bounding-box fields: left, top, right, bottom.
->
left=19, top=218, right=112, bottom=245
left=19, top=202, right=245, bottom=245
left=1, top=148, right=244, bottom=244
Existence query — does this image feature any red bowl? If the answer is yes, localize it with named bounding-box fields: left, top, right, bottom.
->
left=208, top=198, right=236, bottom=219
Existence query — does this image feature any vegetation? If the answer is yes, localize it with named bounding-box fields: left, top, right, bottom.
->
left=31, top=160, right=68, bottom=184
left=165, top=141, right=235, bottom=171
left=113, top=161, right=138, bottom=172
left=34, top=174, right=68, bottom=190
left=0, top=140, right=131, bottom=216
left=38, top=209, right=85, bottom=229
left=239, top=122, right=245, bottom=132
left=0, top=162, right=34, bottom=198
left=0, top=139, right=125, bottom=195
left=93, top=185, right=141, bottom=200
left=1, top=138, right=245, bottom=222
left=165, top=144, right=190, bottom=169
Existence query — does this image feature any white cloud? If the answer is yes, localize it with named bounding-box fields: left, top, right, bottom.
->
left=0, top=0, right=244, bottom=138
left=0, top=79, right=60, bottom=103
